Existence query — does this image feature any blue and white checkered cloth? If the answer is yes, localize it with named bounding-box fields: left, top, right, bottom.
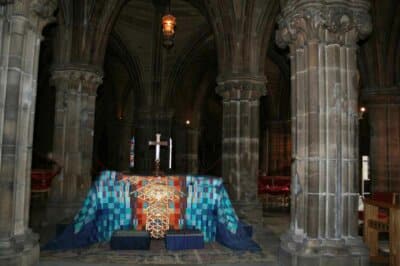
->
left=185, top=175, right=238, bottom=242
left=73, top=171, right=132, bottom=241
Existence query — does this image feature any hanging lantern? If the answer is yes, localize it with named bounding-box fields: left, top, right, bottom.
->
left=162, top=13, right=176, bottom=48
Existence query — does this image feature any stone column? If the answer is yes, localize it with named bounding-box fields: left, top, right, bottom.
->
left=110, top=119, right=135, bottom=171
left=276, top=1, right=371, bottom=265
left=186, top=128, right=199, bottom=174
left=217, top=80, right=265, bottom=222
left=363, top=87, right=400, bottom=192
left=47, top=67, right=102, bottom=223
left=174, top=124, right=199, bottom=174
left=204, top=0, right=278, bottom=223
left=0, top=1, right=56, bottom=265
left=266, top=121, right=291, bottom=176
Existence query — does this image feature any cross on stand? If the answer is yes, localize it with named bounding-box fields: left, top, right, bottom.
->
left=148, top=133, right=169, bottom=176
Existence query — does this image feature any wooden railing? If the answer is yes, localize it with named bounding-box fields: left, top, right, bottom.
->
left=363, top=198, right=400, bottom=266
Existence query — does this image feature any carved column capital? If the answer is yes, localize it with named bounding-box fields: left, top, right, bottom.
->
left=30, top=0, right=57, bottom=19
left=216, top=75, right=267, bottom=100
left=276, top=0, right=371, bottom=48
left=51, top=65, right=103, bottom=95
left=5, top=0, right=57, bottom=34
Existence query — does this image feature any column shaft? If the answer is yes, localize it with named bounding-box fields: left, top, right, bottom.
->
left=222, top=98, right=259, bottom=202
left=0, top=2, right=56, bottom=264
left=276, top=1, right=371, bottom=264
left=290, top=42, right=359, bottom=239
left=217, top=84, right=265, bottom=222
left=186, top=128, right=199, bottom=173
left=47, top=68, right=101, bottom=222
left=174, top=125, right=199, bottom=174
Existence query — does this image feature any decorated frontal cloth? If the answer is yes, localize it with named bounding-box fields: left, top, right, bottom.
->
left=120, top=175, right=186, bottom=238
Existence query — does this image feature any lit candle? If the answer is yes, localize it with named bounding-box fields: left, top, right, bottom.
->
left=362, top=156, right=369, bottom=181
left=155, top=134, right=160, bottom=161
left=169, top=138, right=172, bottom=169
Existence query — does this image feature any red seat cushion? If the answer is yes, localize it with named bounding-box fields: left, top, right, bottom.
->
left=259, top=176, right=290, bottom=195
left=31, top=169, right=57, bottom=191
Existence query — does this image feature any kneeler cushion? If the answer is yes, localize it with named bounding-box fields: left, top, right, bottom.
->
left=110, top=230, right=150, bottom=250
left=165, top=229, right=204, bottom=250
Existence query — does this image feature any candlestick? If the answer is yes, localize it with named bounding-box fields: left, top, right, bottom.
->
left=129, top=136, right=135, bottom=169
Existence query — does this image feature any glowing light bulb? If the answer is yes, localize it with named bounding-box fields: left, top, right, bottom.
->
left=162, top=13, right=176, bottom=48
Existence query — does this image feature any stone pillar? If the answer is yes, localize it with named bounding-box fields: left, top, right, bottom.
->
left=110, top=120, right=134, bottom=171
left=217, top=80, right=265, bottom=223
left=174, top=124, right=199, bottom=174
left=204, top=0, right=277, bottom=223
left=276, top=1, right=371, bottom=265
left=186, top=128, right=199, bottom=174
left=0, top=1, right=56, bottom=265
left=266, top=121, right=291, bottom=176
left=47, top=67, right=102, bottom=223
left=363, top=87, right=400, bottom=192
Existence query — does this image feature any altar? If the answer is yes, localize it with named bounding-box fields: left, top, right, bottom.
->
left=44, top=170, right=259, bottom=251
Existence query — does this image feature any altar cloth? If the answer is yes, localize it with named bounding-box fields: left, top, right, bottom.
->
left=43, top=170, right=260, bottom=251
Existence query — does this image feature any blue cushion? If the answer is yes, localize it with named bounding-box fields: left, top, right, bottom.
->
left=165, top=229, right=204, bottom=250
left=110, top=230, right=150, bottom=250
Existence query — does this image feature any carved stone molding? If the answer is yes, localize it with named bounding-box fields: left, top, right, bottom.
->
left=30, top=0, right=57, bottom=19
left=276, top=0, right=372, bottom=48
left=51, top=66, right=103, bottom=94
left=216, top=75, right=267, bottom=100
left=11, top=0, right=57, bottom=33
left=216, top=76, right=267, bottom=100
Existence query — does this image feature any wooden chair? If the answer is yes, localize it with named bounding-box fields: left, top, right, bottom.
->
left=363, top=194, right=400, bottom=266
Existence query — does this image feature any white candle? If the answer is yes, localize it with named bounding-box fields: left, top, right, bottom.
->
left=169, top=138, right=172, bottom=169
left=155, top=134, right=160, bottom=161
left=156, top=146, right=160, bottom=161
left=362, top=156, right=369, bottom=180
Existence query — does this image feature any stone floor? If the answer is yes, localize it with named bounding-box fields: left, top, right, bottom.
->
left=30, top=195, right=388, bottom=266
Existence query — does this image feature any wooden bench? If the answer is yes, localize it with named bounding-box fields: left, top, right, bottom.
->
left=363, top=197, right=400, bottom=266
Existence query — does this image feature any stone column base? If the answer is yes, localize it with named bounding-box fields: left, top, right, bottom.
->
left=0, top=231, right=39, bottom=266
left=232, top=201, right=262, bottom=225
left=278, top=231, right=369, bottom=266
